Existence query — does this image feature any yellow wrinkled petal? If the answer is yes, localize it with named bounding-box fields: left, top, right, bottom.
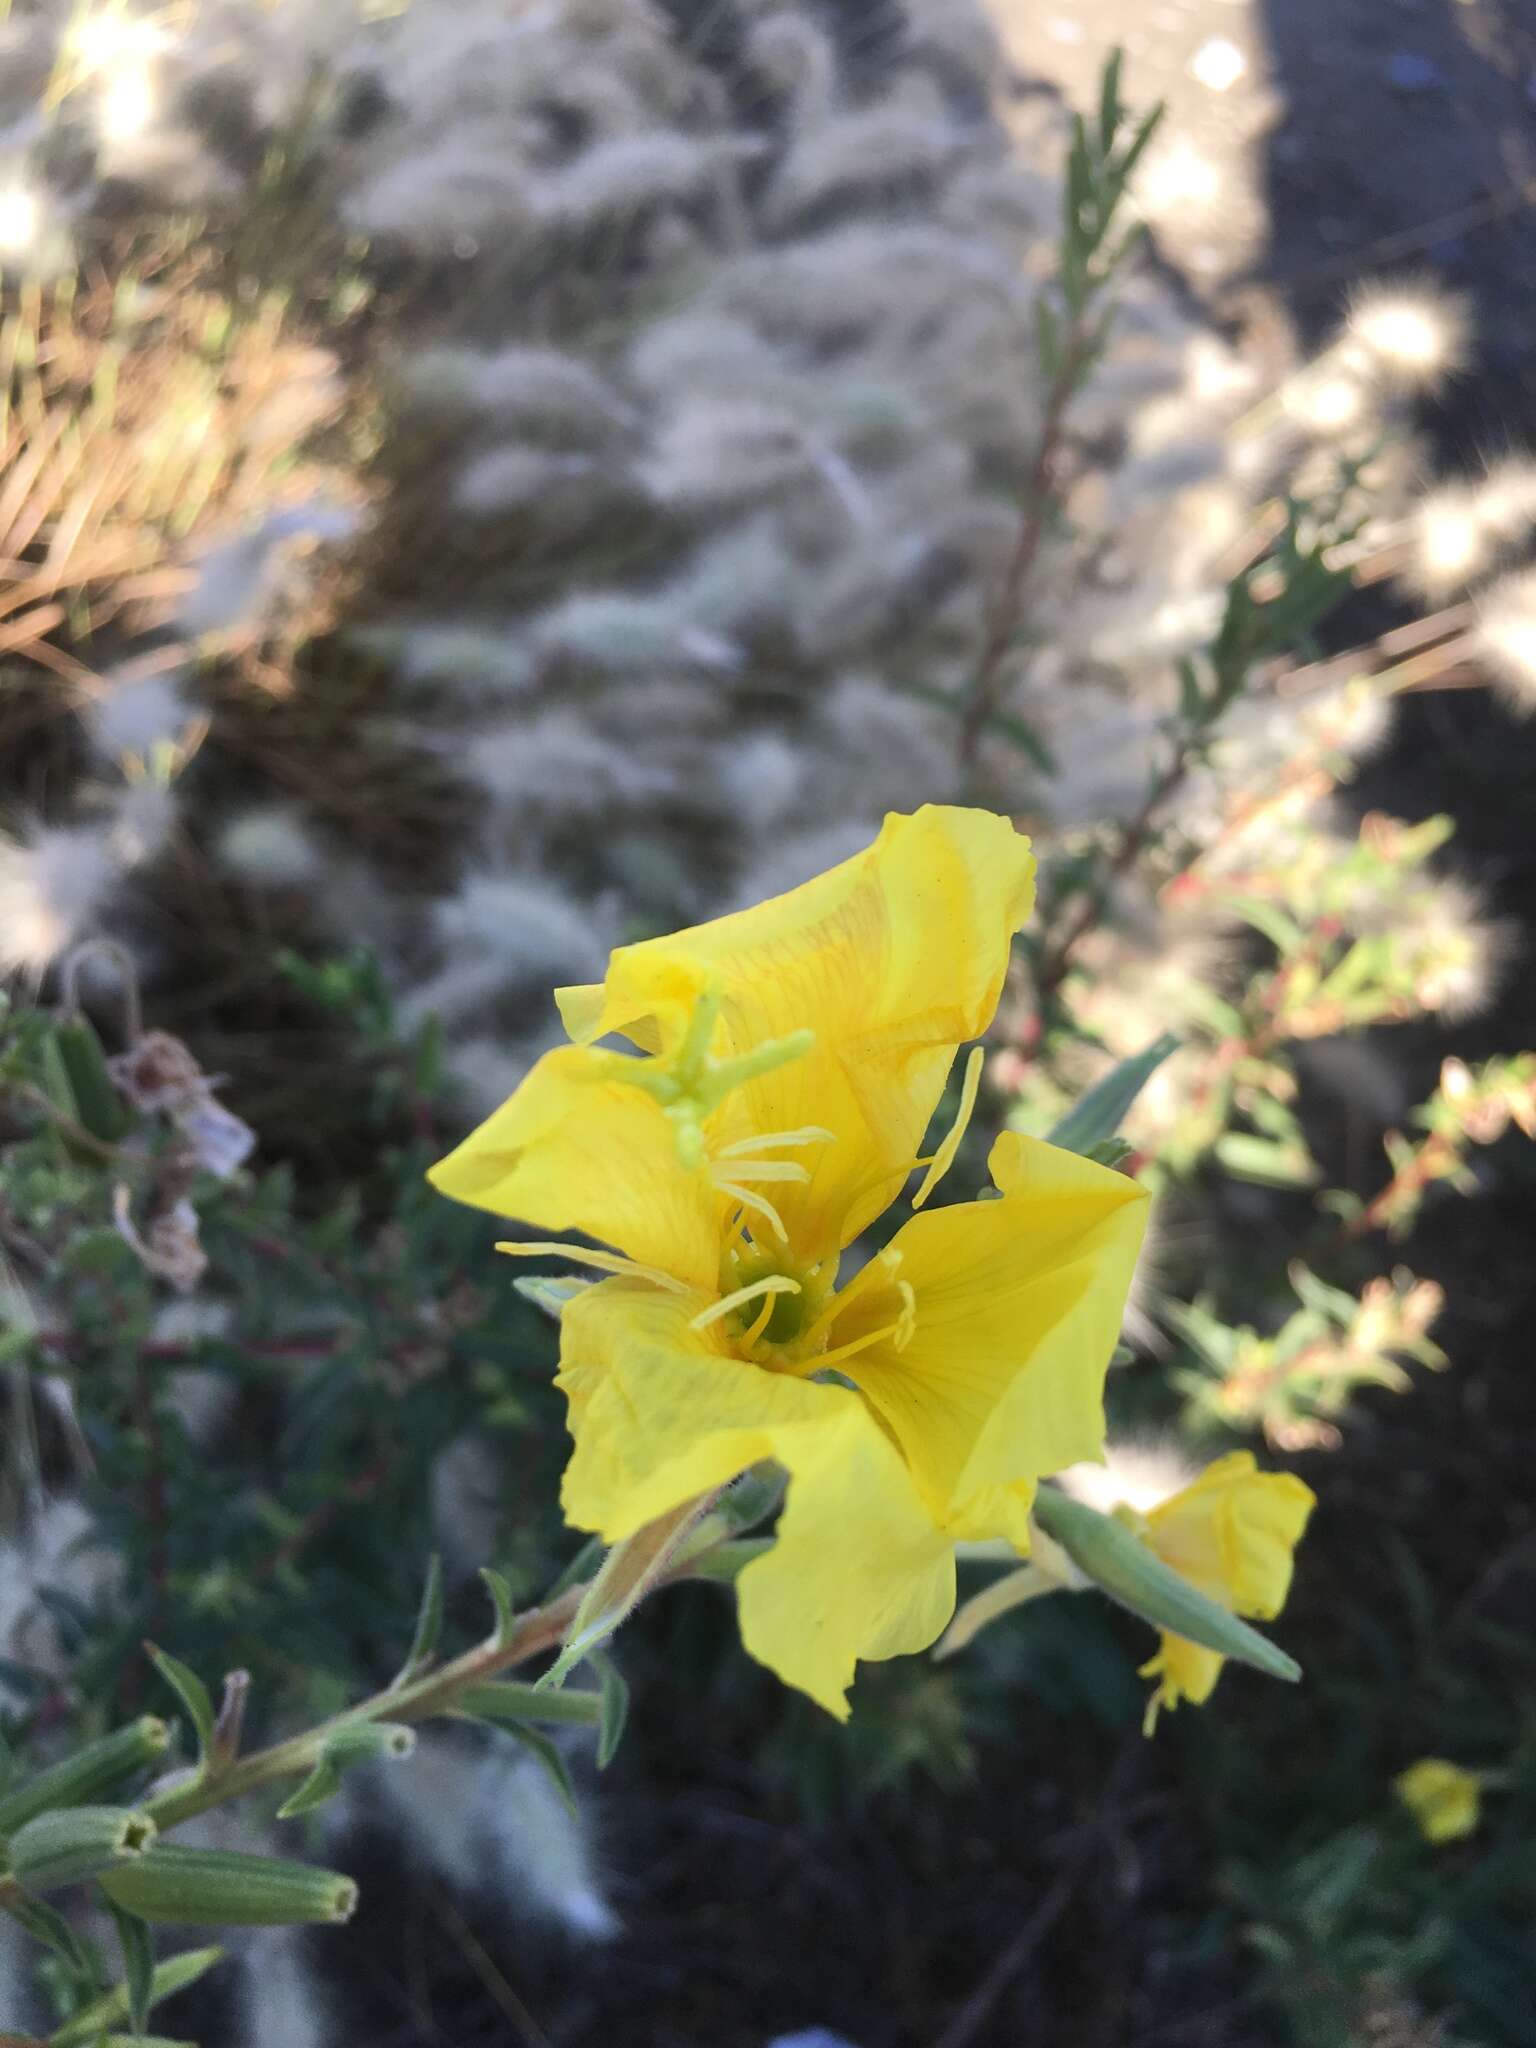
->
left=427, top=1045, right=722, bottom=1292
left=556, top=1280, right=955, bottom=1716
left=1145, top=1451, right=1316, bottom=1620
left=833, top=1133, right=1149, bottom=1540
left=1395, top=1758, right=1481, bottom=1844
left=557, top=806, right=1035, bottom=1260
left=1140, top=1450, right=1316, bottom=1720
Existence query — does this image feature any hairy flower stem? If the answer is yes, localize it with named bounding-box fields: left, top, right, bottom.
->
left=0, top=1583, right=586, bottom=1911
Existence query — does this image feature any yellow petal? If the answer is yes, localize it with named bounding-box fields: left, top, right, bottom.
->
left=1395, top=1758, right=1481, bottom=1844
left=1138, top=1451, right=1315, bottom=1721
left=833, top=1133, right=1149, bottom=1541
left=557, top=1280, right=954, bottom=1716
left=557, top=806, right=1036, bottom=1260
left=1144, top=1451, right=1316, bottom=1621
left=427, top=1045, right=722, bottom=1292
left=1140, top=1634, right=1225, bottom=1715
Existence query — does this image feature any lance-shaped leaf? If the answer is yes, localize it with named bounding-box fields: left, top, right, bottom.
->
left=1031, top=1487, right=1302, bottom=1683
left=145, top=1648, right=215, bottom=1767
left=391, top=1556, right=443, bottom=1688
left=48, top=1946, right=223, bottom=2047
left=1047, top=1033, right=1180, bottom=1157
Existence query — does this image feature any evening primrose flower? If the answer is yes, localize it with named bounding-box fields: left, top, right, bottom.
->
left=430, top=806, right=1149, bottom=1716
left=1126, top=1450, right=1314, bottom=1730
left=1396, top=1758, right=1481, bottom=1843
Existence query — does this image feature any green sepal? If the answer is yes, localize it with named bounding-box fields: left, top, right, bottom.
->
left=513, top=1275, right=590, bottom=1321
left=1031, top=1487, right=1301, bottom=1683
left=540, top=1496, right=705, bottom=1690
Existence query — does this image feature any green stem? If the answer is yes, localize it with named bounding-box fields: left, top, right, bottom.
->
left=0, top=1584, right=584, bottom=1910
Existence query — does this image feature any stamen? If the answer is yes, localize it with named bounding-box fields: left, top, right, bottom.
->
left=711, top=1158, right=810, bottom=1185
left=804, top=1245, right=901, bottom=1345
left=811, top=1322, right=905, bottom=1371
left=716, top=1126, right=834, bottom=1158
left=910, top=1045, right=985, bottom=1210
left=690, top=1274, right=800, bottom=1333
left=715, top=1180, right=790, bottom=1243
left=494, top=1241, right=687, bottom=1293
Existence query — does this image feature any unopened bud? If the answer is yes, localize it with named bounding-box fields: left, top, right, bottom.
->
left=99, top=1844, right=358, bottom=1926
left=1031, top=1486, right=1302, bottom=1683
left=6, top=1805, right=157, bottom=1891
left=0, top=1718, right=170, bottom=1836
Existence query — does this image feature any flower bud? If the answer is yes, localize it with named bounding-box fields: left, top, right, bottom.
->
left=1031, top=1486, right=1302, bottom=1683
left=6, top=1805, right=157, bottom=1891
left=0, top=1718, right=170, bottom=1836
left=99, top=1844, right=358, bottom=1926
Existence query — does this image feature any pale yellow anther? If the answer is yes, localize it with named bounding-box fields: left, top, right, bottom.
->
left=716, top=1127, right=834, bottom=1158
left=713, top=1181, right=791, bottom=1243
left=495, top=1241, right=688, bottom=1293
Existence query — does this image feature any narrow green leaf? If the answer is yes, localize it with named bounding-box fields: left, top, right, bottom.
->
left=1046, top=1034, right=1180, bottom=1156
left=145, top=1647, right=214, bottom=1763
left=591, top=1653, right=629, bottom=1770
left=108, top=1900, right=155, bottom=2034
left=1098, top=47, right=1124, bottom=154
left=49, top=1946, right=224, bottom=2046
left=275, top=1761, right=342, bottom=1821
left=392, top=1555, right=443, bottom=1688
left=479, top=1568, right=518, bottom=1647
left=501, top=1723, right=577, bottom=1818
left=2, top=1888, right=92, bottom=1972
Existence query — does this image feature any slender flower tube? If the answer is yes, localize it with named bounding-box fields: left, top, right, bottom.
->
left=431, top=806, right=1149, bottom=1714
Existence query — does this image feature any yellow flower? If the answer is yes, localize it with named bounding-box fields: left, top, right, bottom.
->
left=430, top=806, right=1150, bottom=1716
left=1129, top=1451, right=1315, bottom=1728
left=1396, top=1758, right=1480, bottom=1843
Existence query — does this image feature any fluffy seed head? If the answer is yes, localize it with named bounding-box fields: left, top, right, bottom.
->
left=1344, top=283, right=1468, bottom=390
left=1474, top=566, right=1536, bottom=713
